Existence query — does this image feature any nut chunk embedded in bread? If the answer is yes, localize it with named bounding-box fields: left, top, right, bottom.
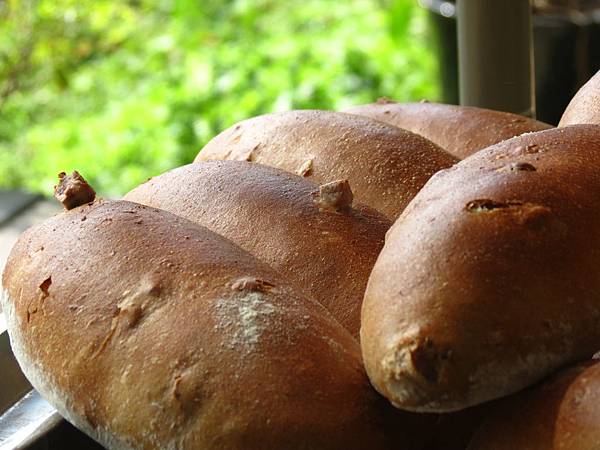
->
left=313, top=179, right=353, bottom=212
left=54, top=171, right=96, bottom=210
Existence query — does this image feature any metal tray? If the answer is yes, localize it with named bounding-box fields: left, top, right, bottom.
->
left=0, top=329, right=102, bottom=449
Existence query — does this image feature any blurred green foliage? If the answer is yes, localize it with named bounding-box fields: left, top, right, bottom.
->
left=0, top=0, right=438, bottom=196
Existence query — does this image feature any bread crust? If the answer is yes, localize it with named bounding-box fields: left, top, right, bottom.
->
left=125, top=161, right=390, bottom=338
left=468, top=360, right=600, bottom=449
left=361, top=125, right=600, bottom=413
left=560, top=70, right=600, bottom=126
left=1, top=200, right=429, bottom=449
left=194, top=110, right=457, bottom=220
left=345, top=100, right=552, bottom=159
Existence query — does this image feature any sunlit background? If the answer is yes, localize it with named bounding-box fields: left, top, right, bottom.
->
left=0, top=0, right=438, bottom=196
left=3, top=0, right=600, bottom=197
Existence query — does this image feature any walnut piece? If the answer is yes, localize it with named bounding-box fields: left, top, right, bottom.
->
left=314, top=179, right=354, bottom=212
left=54, top=171, right=96, bottom=210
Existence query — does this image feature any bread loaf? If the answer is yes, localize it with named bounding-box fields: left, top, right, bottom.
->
left=560, top=70, right=600, bottom=126
left=361, top=125, right=600, bottom=413
left=124, top=161, right=389, bottom=338
left=344, top=100, right=552, bottom=159
left=194, top=110, right=458, bottom=220
left=469, top=360, right=600, bottom=449
left=1, top=199, right=431, bottom=449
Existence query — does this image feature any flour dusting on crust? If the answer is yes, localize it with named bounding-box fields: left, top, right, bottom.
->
left=215, top=291, right=275, bottom=351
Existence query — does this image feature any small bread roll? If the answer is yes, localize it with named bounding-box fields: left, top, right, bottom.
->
left=345, top=100, right=552, bottom=159
left=125, top=161, right=390, bottom=337
left=469, top=360, right=600, bottom=449
left=195, top=110, right=457, bottom=220
left=1, top=199, right=431, bottom=449
left=361, top=125, right=600, bottom=413
left=560, top=70, right=600, bottom=126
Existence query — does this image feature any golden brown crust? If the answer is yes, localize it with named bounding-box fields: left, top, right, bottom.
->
left=344, top=101, right=552, bottom=159
left=361, top=125, right=600, bottom=413
left=194, top=110, right=457, bottom=220
left=560, top=70, right=600, bottom=126
left=1, top=200, right=434, bottom=449
left=468, top=360, right=600, bottom=449
left=124, top=161, right=390, bottom=338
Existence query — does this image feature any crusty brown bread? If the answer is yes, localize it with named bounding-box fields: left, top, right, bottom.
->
left=468, top=360, right=600, bottom=449
left=361, top=125, right=600, bottom=413
left=560, top=70, right=600, bottom=126
left=1, top=199, right=432, bottom=450
left=194, top=110, right=458, bottom=220
left=344, top=100, right=552, bottom=159
left=124, top=161, right=390, bottom=338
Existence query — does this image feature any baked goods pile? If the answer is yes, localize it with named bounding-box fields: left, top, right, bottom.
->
left=3, top=70, right=600, bottom=449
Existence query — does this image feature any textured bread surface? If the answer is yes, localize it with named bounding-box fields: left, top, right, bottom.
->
left=125, top=161, right=390, bottom=338
left=194, top=110, right=457, bottom=220
left=361, top=125, right=600, bottom=413
left=345, top=100, right=552, bottom=159
left=1, top=200, right=428, bottom=450
left=469, top=360, right=600, bottom=449
left=560, top=70, right=600, bottom=126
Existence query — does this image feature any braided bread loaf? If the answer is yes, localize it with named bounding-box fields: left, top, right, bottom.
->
left=5, top=81, right=600, bottom=449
